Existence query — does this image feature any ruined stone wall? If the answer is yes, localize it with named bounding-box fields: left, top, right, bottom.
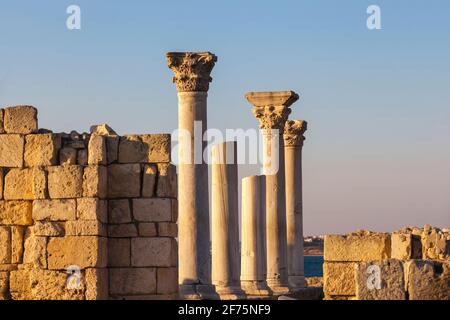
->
left=323, top=226, right=450, bottom=300
left=0, top=106, right=178, bottom=300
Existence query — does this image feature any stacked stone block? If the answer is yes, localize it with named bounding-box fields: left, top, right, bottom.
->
left=0, top=106, right=178, bottom=300
left=323, top=227, right=450, bottom=300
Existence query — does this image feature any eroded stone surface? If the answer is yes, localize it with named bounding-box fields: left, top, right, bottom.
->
left=32, top=199, right=76, bottom=221
left=4, top=168, right=46, bottom=200
left=0, top=134, right=24, bottom=167
left=355, top=260, right=406, bottom=300
left=323, top=262, right=355, bottom=296
left=47, top=165, right=83, bottom=199
left=24, top=134, right=61, bottom=167
left=108, top=164, right=141, bottom=198
left=405, top=260, right=450, bottom=300
left=324, top=232, right=391, bottom=262
left=47, top=236, right=107, bottom=269
left=110, top=268, right=156, bottom=295
left=3, top=106, right=38, bottom=134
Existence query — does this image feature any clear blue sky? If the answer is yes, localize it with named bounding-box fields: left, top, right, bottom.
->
left=1, top=0, right=449, bottom=235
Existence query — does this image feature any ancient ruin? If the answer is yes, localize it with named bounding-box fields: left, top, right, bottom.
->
left=323, top=226, right=450, bottom=300
left=0, top=105, right=177, bottom=299
left=0, top=51, right=448, bottom=300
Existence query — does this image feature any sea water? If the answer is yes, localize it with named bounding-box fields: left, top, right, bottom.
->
left=304, top=256, right=323, bottom=277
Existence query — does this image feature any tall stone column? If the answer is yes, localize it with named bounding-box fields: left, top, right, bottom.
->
left=211, top=141, right=244, bottom=299
left=284, top=119, right=308, bottom=290
left=246, top=91, right=299, bottom=294
left=240, top=175, right=270, bottom=296
left=167, top=52, right=217, bottom=299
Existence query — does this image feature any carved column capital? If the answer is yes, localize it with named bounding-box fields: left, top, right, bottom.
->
left=166, top=52, right=217, bottom=92
left=284, top=120, right=307, bottom=147
left=251, top=106, right=291, bottom=130
left=246, top=91, right=299, bottom=131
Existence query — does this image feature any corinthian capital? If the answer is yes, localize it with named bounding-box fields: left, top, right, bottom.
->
left=246, top=91, right=299, bottom=130
left=166, top=52, right=217, bottom=92
left=284, top=120, right=307, bottom=147
left=251, top=106, right=291, bottom=130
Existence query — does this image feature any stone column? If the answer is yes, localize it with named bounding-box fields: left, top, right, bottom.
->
left=246, top=91, right=299, bottom=294
left=167, top=52, right=217, bottom=299
left=284, top=119, right=308, bottom=290
left=240, top=175, right=270, bottom=296
left=211, top=141, right=244, bottom=299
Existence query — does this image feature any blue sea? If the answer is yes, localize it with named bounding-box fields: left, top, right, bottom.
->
left=304, top=256, right=323, bottom=277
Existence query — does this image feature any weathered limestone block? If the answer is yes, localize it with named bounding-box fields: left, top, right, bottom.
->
left=324, top=232, right=391, bottom=262
left=77, top=198, right=107, bottom=223
left=405, top=260, right=450, bottom=300
left=88, top=134, right=107, bottom=165
left=108, top=164, right=141, bottom=198
left=355, top=260, right=406, bottom=300
left=31, top=221, right=64, bottom=237
left=0, top=108, right=4, bottom=133
left=85, top=268, right=109, bottom=300
left=0, top=271, right=8, bottom=295
left=0, top=168, right=3, bottom=199
left=14, top=269, right=85, bottom=300
left=23, top=235, right=47, bottom=268
left=59, top=147, right=77, bottom=165
left=47, top=165, right=83, bottom=199
left=11, top=226, right=25, bottom=264
left=3, top=106, right=38, bottom=134
left=142, top=164, right=157, bottom=197
left=90, top=124, right=117, bottom=136
left=171, top=199, right=178, bottom=223
left=391, top=232, right=422, bottom=260
left=0, top=227, right=11, bottom=264
left=83, top=165, right=107, bottom=198
left=24, top=134, right=61, bottom=166
left=0, top=134, right=24, bottom=167
left=110, top=268, right=156, bottom=295
left=9, top=269, right=31, bottom=300
left=47, top=236, right=107, bottom=269
left=108, top=224, right=138, bottom=238
left=0, top=201, right=33, bottom=225
left=106, top=136, right=119, bottom=164
left=108, top=199, right=131, bottom=224
left=323, top=262, right=356, bottom=296
left=108, top=238, right=130, bottom=267
left=77, top=149, right=88, bottom=165
left=138, top=223, right=157, bottom=237
left=131, top=238, right=177, bottom=267
left=32, top=199, right=76, bottom=221
left=118, top=134, right=171, bottom=163
left=156, top=163, right=177, bottom=198
left=65, top=220, right=107, bottom=236
left=4, top=168, right=46, bottom=200
left=157, top=222, right=177, bottom=237
left=421, top=226, right=449, bottom=261
left=157, top=268, right=178, bottom=294
left=133, top=198, right=172, bottom=222
left=142, top=134, right=171, bottom=163
left=118, top=135, right=147, bottom=163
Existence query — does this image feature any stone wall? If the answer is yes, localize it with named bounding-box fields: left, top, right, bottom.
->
left=323, top=226, right=450, bottom=300
left=0, top=106, right=178, bottom=300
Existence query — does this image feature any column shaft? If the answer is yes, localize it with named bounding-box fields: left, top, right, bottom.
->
left=285, top=145, right=305, bottom=288
left=262, top=131, right=289, bottom=293
left=211, top=142, right=243, bottom=298
left=284, top=119, right=307, bottom=290
left=177, top=92, right=211, bottom=290
left=241, top=175, right=269, bottom=295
